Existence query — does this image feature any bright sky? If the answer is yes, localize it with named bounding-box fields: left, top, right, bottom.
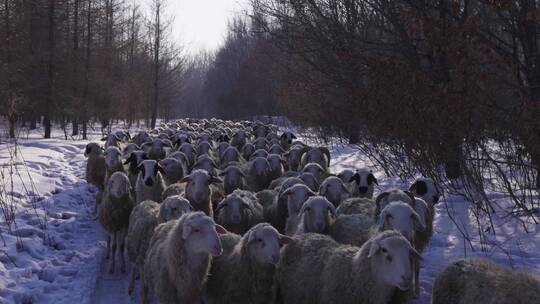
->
left=167, top=0, right=249, bottom=54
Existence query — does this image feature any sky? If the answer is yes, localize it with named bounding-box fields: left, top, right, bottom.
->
left=166, top=0, right=249, bottom=55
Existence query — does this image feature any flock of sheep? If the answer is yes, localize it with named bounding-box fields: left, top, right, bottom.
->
left=83, top=118, right=540, bottom=304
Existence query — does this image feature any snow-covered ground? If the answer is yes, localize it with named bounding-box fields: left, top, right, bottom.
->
left=0, top=125, right=539, bottom=303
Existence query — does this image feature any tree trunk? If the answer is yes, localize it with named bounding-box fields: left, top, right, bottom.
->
left=82, top=0, right=92, bottom=140
left=44, top=0, right=56, bottom=139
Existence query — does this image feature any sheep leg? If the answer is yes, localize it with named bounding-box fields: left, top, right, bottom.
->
left=141, top=264, right=149, bottom=304
left=128, top=255, right=140, bottom=295
left=105, top=234, right=111, bottom=259
left=414, top=260, right=420, bottom=298
left=119, top=229, right=127, bottom=273
left=109, top=232, right=117, bottom=274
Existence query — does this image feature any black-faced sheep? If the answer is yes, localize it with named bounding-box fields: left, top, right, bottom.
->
left=348, top=168, right=378, bottom=199
left=135, top=160, right=167, bottom=204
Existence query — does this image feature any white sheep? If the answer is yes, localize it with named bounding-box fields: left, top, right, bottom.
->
left=84, top=142, right=106, bottom=211
left=141, top=212, right=226, bottom=304
left=244, top=157, right=273, bottom=192
left=275, top=230, right=421, bottom=304
left=158, top=157, right=185, bottom=186
left=267, top=154, right=284, bottom=181
left=135, top=160, right=167, bottom=204
left=178, top=142, right=196, bottom=168
left=218, top=165, right=245, bottom=194
left=98, top=171, right=134, bottom=274
left=319, top=176, right=350, bottom=207
left=241, top=143, right=256, bottom=160
left=207, top=223, right=292, bottom=304
left=375, top=188, right=415, bottom=216
left=283, top=147, right=304, bottom=171
left=293, top=196, right=336, bottom=235
left=432, top=259, right=540, bottom=304
left=283, top=184, right=318, bottom=236
left=302, top=162, right=327, bottom=183
left=126, top=196, right=193, bottom=295
left=215, top=189, right=264, bottom=235
left=180, top=169, right=222, bottom=217
left=258, top=177, right=305, bottom=233
left=220, top=146, right=241, bottom=168
left=104, top=146, right=125, bottom=183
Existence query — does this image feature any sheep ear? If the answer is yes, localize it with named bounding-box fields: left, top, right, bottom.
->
left=182, top=224, right=192, bottom=240
left=135, top=163, right=143, bottom=174
left=412, top=210, right=426, bottom=232
left=405, top=191, right=415, bottom=203
left=279, top=234, right=293, bottom=245
left=291, top=134, right=297, bottom=139
left=375, top=192, right=389, bottom=205
left=349, top=173, right=360, bottom=184
left=123, top=153, right=134, bottom=165
left=367, top=241, right=380, bottom=258
left=157, top=164, right=166, bottom=175
left=101, top=136, right=107, bottom=141
left=368, top=173, right=378, bottom=186
left=215, top=224, right=228, bottom=235
left=326, top=200, right=336, bottom=217
left=341, top=182, right=350, bottom=194
left=215, top=200, right=227, bottom=213
left=319, top=184, right=327, bottom=195
left=179, top=175, right=192, bottom=183
left=318, top=147, right=331, bottom=167
left=218, top=171, right=227, bottom=177
left=377, top=209, right=388, bottom=231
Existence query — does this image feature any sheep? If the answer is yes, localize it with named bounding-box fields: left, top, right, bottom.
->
left=259, top=177, right=305, bottom=233
left=267, top=154, right=284, bottom=181
left=98, top=172, right=134, bottom=274
left=282, top=184, right=318, bottom=236
left=431, top=259, right=540, bottom=304
left=335, top=197, right=376, bottom=217
left=279, top=131, right=297, bottom=150
left=244, top=157, right=273, bottom=192
left=193, top=155, right=218, bottom=176
left=124, top=151, right=147, bottom=196
left=319, top=176, right=350, bottom=207
left=218, top=165, right=245, bottom=194
left=268, top=144, right=285, bottom=155
left=196, top=140, right=214, bottom=157
left=231, top=130, right=249, bottom=150
left=166, top=151, right=190, bottom=174
left=302, top=162, right=327, bottom=183
left=409, top=176, right=440, bottom=211
left=250, top=148, right=269, bottom=160
left=158, top=157, right=185, bottom=186
left=102, top=133, right=123, bottom=149
left=336, top=169, right=355, bottom=185
left=126, top=197, right=193, bottom=295
left=178, top=142, right=196, bottom=167
left=275, top=230, right=421, bottom=304
left=207, top=223, right=292, bottom=304
left=104, top=146, right=125, bottom=183
left=135, top=160, right=167, bottom=204
left=180, top=169, right=222, bottom=217
left=220, top=146, right=241, bottom=168
left=293, top=196, right=336, bottom=235
left=84, top=143, right=106, bottom=210
left=123, top=143, right=141, bottom=158
left=348, top=168, right=378, bottom=198
left=132, top=131, right=151, bottom=146
left=141, top=212, right=226, bottom=304
left=215, top=189, right=264, bottom=235
left=300, top=147, right=331, bottom=171
left=329, top=214, right=375, bottom=247
left=217, top=142, right=230, bottom=161
left=143, top=139, right=170, bottom=160
left=242, top=143, right=256, bottom=160
left=375, top=188, right=415, bottom=217
left=283, top=147, right=304, bottom=171
left=299, top=172, right=320, bottom=192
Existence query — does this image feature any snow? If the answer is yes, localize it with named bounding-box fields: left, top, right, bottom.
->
left=0, top=125, right=539, bottom=303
